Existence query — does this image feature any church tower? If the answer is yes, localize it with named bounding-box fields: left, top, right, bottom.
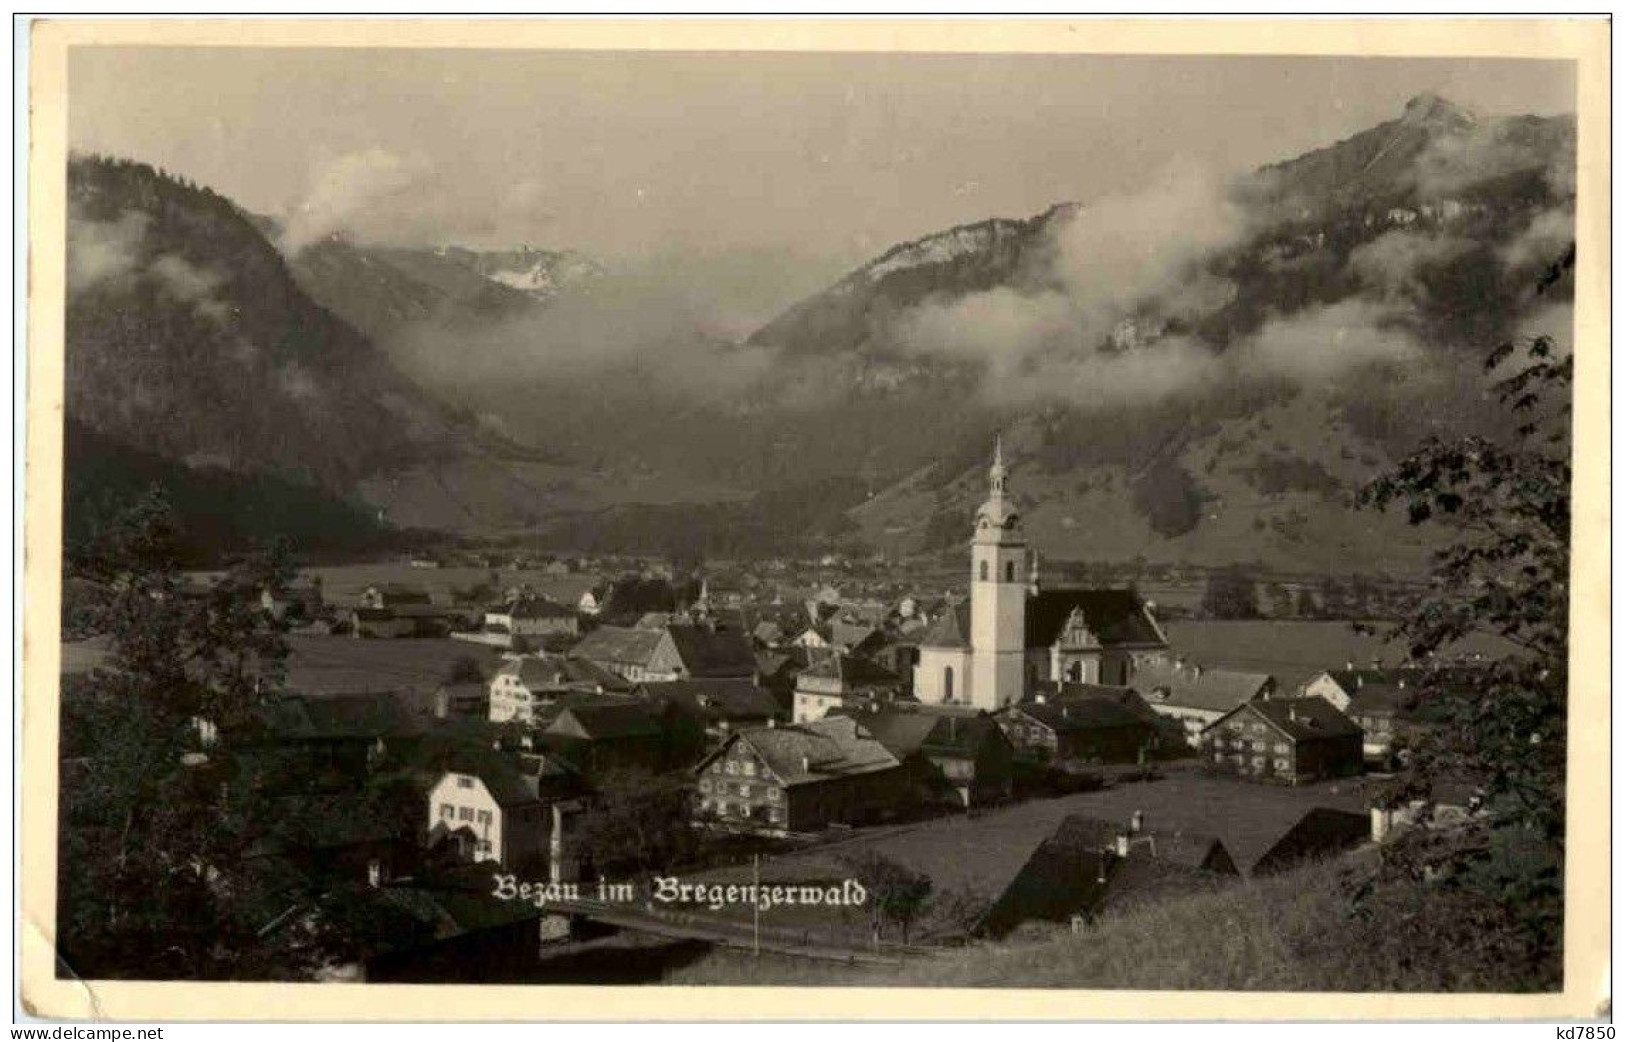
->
left=969, top=437, right=1028, bottom=708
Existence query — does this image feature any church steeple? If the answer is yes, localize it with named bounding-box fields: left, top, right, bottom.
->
left=989, top=435, right=1007, bottom=498
left=976, top=436, right=1019, bottom=537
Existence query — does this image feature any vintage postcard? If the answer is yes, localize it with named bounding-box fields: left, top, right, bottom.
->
left=19, top=16, right=1611, bottom=1022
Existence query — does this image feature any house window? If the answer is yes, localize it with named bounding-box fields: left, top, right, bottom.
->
left=738, top=783, right=752, bottom=798
left=1272, top=742, right=1289, bottom=755
left=944, top=666, right=954, bottom=701
left=979, top=561, right=989, bottom=581
left=459, top=807, right=473, bottom=821
left=767, top=787, right=782, bottom=801
left=741, top=761, right=755, bottom=777
left=440, top=804, right=454, bottom=820
left=1005, top=561, right=1015, bottom=582
left=477, top=810, right=492, bottom=825
left=725, top=761, right=738, bottom=775
left=476, top=840, right=492, bottom=856
left=457, top=776, right=474, bottom=789
left=1274, top=758, right=1290, bottom=771
left=768, top=808, right=784, bottom=824
left=699, top=779, right=712, bottom=793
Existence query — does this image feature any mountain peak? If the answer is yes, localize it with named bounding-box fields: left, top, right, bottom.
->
left=1400, top=92, right=1476, bottom=130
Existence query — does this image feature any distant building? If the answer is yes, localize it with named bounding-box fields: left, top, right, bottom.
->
left=487, top=655, right=624, bottom=725
left=792, top=653, right=904, bottom=723
left=996, top=688, right=1162, bottom=767
left=571, top=621, right=757, bottom=684
left=692, top=716, right=907, bottom=836
left=838, top=704, right=1014, bottom=807
left=1200, top=696, right=1363, bottom=784
left=636, top=678, right=783, bottom=745
left=484, top=597, right=579, bottom=641
left=359, top=584, right=434, bottom=610
left=913, top=441, right=1169, bottom=710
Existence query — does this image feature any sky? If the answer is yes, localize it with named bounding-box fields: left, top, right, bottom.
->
left=68, top=47, right=1575, bottom=324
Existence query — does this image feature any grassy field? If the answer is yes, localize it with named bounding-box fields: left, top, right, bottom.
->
left=671, top=766, right=1378, bottom=947
left=664, top=853, right=1551, bottom=991
left=1163, top=620, right=1514, bottom=692
left=59, top=633, right=504, bottom=696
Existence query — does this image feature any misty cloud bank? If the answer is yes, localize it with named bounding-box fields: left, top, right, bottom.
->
left=274, top=111, right=1575, bottom=417
left=68, top=204, right=233, bottom=325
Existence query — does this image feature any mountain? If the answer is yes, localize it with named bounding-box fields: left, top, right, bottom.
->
left=732, top=94, right=1577, bottom=572
left=283, top=235, right=602, bottom=347
left=62, top=155, right=612, bottom=555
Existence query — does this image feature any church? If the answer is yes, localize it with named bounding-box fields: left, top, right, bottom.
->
left=913, top=441, right=1172, bottom=711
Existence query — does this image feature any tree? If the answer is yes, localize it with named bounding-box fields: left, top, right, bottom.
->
left=840, top=851, right=933, bottom=949
left=572, top=768, right=703, bottom=877
left=1199, top=566, right=1260, bottom=619
left=1354, top=333, right=1571, bottom=984
left=57, top=490, right=386, bottom=979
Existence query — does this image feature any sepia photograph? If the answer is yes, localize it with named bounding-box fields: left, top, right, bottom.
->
left=18, top=16, right=1611, bottom=1023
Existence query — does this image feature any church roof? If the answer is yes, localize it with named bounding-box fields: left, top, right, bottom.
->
left=917, top=601, right=972, bottom=649
left=1025, top=588, right=1166, bottom=649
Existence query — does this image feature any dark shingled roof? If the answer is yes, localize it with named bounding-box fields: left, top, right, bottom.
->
left=546, top=700, right=665, bottom=741
left=1136, top=661, right=1274, bottom=714
left=1345, top=684, right=1459, bottom=725
left=1025, top=588, right=1166, bottom=649
left=637, top=679, right=781, bottom=724
left=666, top=623, right=757, bottom=678
left=570, top=625, right=664, bottom=668
left=258, top=690, right=433, bottom=740
left=845, top=705, right=1006, bottom=760
left=1013, top=696, right=1153, bottom=734
left=505, top=597, right=576, bottom=620
left=797, top=653, right=900, bottom=689
left=702, top=716, right=901, bottom=787
left=1237, top=696, right=1363, bottom=741
left=917, top=602, right=971, bottom=649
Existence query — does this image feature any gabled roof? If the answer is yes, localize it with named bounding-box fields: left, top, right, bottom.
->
left=570, top=625, right=665, bottom=667
left=637, top=679, right=780, bottom=723
left=796, top=653, right=900, bottom=689
left=1049, top=815, right=1235, bottom=873
left=1235, top=696, right=1363, bottom=741
left=917, top=601, right=971, bottom=649
left=840, top=705, right=1006, bottom=760
left=1136, top=660, right=1274, bottom=714
left=1010, top=696, right=1153, bottom=734
left=435, top=749, right=587, bottom=807
left=705, top=716, right=901, bottom=787
left=1026, top=589, right=1166, bottom=649
left=505, top=597, right=576, bottom=620
left=547, top=700, right=664, bottom=742
left=666, top=623, right=757, bottom=678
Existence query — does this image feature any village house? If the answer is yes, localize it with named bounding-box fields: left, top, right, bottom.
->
left=432, top=682, right=490, bottom=721
left=692, top=715, right=907, bottom=836
left=836, top=704, right=1014, bottom=808
left=1132, top=659, right=1276, bottom=745
left=484, top=597, right=580, bottom=641
left=1343, top=680, right=1456, bottom=765
left=977, top=812, right=1239, bottom=937
left=541, top=699, right=668, bottom=776
left=792, top=653, right=905, bottom=723
left=635, top=678, right=784, bottom=746
left=570, top=621, right=757, bottom=684
left=425, top=751, right=588, bottom=873
left=254, top=690, right=436, bottom=783
left=1200, top=696, right=1364, bottom=784
left=487, top=654, right=627, bottom=725
left=260, top=577, right=324, bottom=622
left=995, top=688, right=1163, bottom=767
left=359, top=583, right=435, bottom=610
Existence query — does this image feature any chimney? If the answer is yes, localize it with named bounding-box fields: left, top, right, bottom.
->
left=1130, top=810, right=1144, bottom=834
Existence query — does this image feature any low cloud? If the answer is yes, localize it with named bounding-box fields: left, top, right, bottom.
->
left=68, top=205, right=231, bottom=323
left=1238, top=300, right=1421, bottom=384
left=1499, top=205, right=1575, bottom=275
left=67, top=207, right=147, bottom=292
left=1347, top=229, right=1475, bottom=303
left=1411, top=116, right=1576, bottom=200
left=278, top=149, right=432, bottom=254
